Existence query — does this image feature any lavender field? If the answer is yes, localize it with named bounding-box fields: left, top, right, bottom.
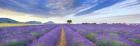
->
left=0, top=24, right=140, bottom=46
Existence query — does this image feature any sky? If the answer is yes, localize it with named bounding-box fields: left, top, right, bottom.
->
left=0, top=0, right=140, bottom=23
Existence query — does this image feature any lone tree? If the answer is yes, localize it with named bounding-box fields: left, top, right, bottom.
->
left=67, top=20, right=72, bottom=24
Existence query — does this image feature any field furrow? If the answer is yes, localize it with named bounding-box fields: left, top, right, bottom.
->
left=57, top=26, right=67, bottom=46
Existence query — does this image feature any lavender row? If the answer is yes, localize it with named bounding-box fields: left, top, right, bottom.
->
left=0, top=24, right=57, bottom=46
left=28, top=25, right=61, bottom=46
left=64, top=25, right=96, bottom=46
left=68, top=24, right=140, bottom=46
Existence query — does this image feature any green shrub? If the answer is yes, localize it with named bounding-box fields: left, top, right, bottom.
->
left=109, top=40, right=128, bottom=46
left=86, top=33, right=96, bottom=42
left=131, top=38, right=140, bottom=44
left=97, top=40, right=108, bottom=46
left=6, top=39, right=29, bottom=46
left=31, top=32, right=41, bottom=38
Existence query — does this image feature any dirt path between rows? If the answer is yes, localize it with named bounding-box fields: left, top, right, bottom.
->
left=57, top=26, right=67, bottom=46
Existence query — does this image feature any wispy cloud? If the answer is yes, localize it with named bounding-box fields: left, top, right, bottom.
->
left=74, top=0, right=124, bottom=16
left=0, top=0, right=140, bottom=23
